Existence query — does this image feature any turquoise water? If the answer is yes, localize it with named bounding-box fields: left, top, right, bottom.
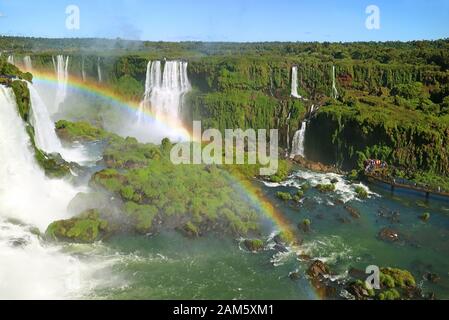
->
left=259, top=170, right=449, bottom=299
left=63, top=168, right=449, bottom=300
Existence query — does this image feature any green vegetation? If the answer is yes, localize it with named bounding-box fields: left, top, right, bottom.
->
left=4, top=38, right=449, bottom=189
left=243, top=239, right=264, bottom=252
left=420, top=212, right=431, bottom=221
left=355, top=186, right=368, bottom=199
left=276, top=191, right=293, bottom=201
left=293, top=190, right=304, bottom=203
left=55, top=120, right=113, bottom=142
left=299, top=218, right=311, bottom=232
left=378, top=289, right=401, bottom=301
left=380, top=267, right=416, bottom=289
left=0, top=57, right=32, bottom=82
left=10, top=80, right=31, bottom=121
left=349, top=267, right=417, bottom=300
left=46, top=209, right=109, bottom=243
left=316, top=183, right=336, bottom=192
left=51, top=121, right=263, bottom=237
left=309, top=97, right=449, bottom=191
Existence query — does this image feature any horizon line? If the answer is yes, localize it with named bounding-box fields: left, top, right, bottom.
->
left=1, top=34, right=449, bottom=45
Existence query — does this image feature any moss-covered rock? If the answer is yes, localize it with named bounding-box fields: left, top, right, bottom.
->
left=380, top=267, right=416, bottom=289
left=10, top=80, right=31, bottom=122
left=46, top=209, right=109, bottom=243
left=180, top=222, right=200, bottom=238
left=88, top=133, right=262, bottom=238
left=243, top=239, right=264, bottom=252
left=55, top=120, right=112, bottom=142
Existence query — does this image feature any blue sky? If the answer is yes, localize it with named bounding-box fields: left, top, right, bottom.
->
left=0, top=0, right=448, bottom=42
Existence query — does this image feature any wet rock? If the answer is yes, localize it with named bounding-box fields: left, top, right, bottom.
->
left=274, top=244, right=289, bottom=253
left=289, top=271, right=301, bottom=280
left=298, top=254, right=311, bottom=261
left=347, top=280, right=375, bottom=300
left=427, top=292, right=437, bottom=300
left=337, top=215, right=351, bottom=224
left=424, top=272, right=440, bottom=283
left=378, top=228, right=400, bottom=242
left=377, top=208, right=400, bottom=223
left=348, top=267, right=367, bottom=280
left=273, top=232, right=289, bottom=245
left=307, top=260, right=330, bottom=279
left=178, top=222, right=200, bottom=238
left=291, top=156, right=345, bottom=174
left=9, top=237, right=29, bottom=248
left=344, top=205, right=361, bottom=219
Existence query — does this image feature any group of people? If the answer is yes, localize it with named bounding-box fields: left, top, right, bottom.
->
left=364, top=159, right=388, bottom=173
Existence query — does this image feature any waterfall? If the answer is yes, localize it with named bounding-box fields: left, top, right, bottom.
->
left=138, top=60, right=190, bottom=125
left=332, top=65, right=339, bottom=99
left=81, top=57, right=86, bottom=82
left=0, top=85, right=79, bottom=228
left=291, top=66, right=302, bottom=99
left=97, top=58, right=102, bottom=83
left=286, top=111, right=291, bottom=148
left=0, top=85, right=102, bottom=299
left=7, top=55, right=14, bottom=65
left=23, top=56, right=32, bottom=72
left=28, top=83, right=89, bottom=163
left=290, top=121, right=307, bottom=158
left=53, top=55, right=70, bottom=113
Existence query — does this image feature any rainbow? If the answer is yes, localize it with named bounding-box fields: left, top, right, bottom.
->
left=32, top=70, right=192, bottom=141
left=31, top=69, right=297, bottom=240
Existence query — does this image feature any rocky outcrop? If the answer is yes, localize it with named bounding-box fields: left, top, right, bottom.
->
left=45, top=209, right=110, bottom=243
left=378, top=228, right=400, bottom=242
left=291, top=156, right=344, bottom=174
left=244, top=239, right=265, bottom=252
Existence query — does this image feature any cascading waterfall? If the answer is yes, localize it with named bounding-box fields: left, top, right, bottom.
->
left=53, top=55, right=70, bottom=114
left=290, top=121, right=307, bottom=158
left=332, top=65, right=339, bottom=99
left=23, top=56, right=32, bottom=72
left=7, top=55, right=14, bottom=65
left=28, top=83, right=89, bottom=163
left=138, top=60, right=190, bottom=125
left=0, top=85, right=79, bottom=229
left=291, top=66, right=302, bottom=99
left=97, top=58, right=102, bottom=83
left=0, top=84, right=92, bottom=299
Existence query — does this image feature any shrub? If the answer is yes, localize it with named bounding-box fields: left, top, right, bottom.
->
left=276, top=191, right=293, bottom=201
